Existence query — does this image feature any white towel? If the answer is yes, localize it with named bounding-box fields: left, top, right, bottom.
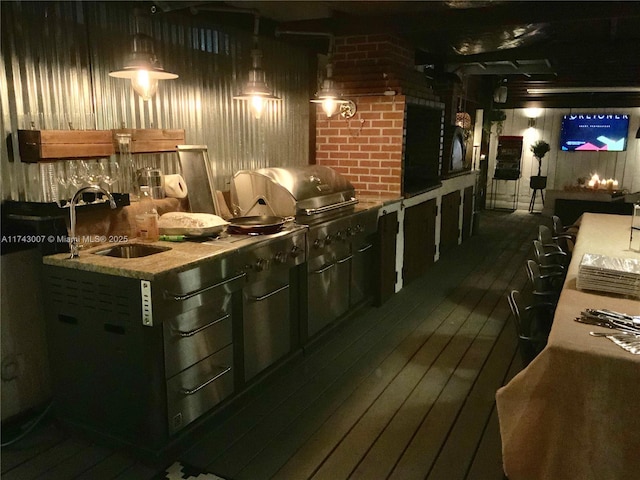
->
left=164, top=174, right=188, bottom=199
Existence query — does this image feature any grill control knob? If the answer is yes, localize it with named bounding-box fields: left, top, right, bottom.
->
left=324, top=235, right=333, bottom=245
left=336, top=231, right=345, bottom=241
left=255, top=258, right=268, bottom=272
left=274, top=251, right=288, bottom=264
left=291, top=245, right=302, bottom=257
left=313, top=238, right=324, bottom=249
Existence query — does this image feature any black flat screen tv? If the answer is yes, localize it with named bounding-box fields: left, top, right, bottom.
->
left=559, top=114, right=629, bottom=152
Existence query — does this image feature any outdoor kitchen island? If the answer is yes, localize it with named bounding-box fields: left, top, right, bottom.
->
left=41, top=199, right=384, bottom=459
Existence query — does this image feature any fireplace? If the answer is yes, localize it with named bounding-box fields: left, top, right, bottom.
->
left=403, top=101, right=444, bottom=195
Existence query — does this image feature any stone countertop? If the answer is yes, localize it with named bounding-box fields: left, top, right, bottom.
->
left=42, top=226, right=306, bottom=280
left=43, top=200, right=385, bottom=280
left=42, top=238, right=236, bottom=280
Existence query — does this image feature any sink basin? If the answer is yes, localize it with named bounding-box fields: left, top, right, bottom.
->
left=93, top=244, right=171, bottom=258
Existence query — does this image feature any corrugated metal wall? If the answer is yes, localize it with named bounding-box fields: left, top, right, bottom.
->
left=0, top=1, right=310, bottom=201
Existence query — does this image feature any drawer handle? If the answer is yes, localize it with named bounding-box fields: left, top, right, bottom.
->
left=174, top=314, right=230, bottom=338
left=249, top=284, right=289, bottom=302
left=312, top=262, right=336, bottom=274
left=165, top=272, right=246, bottom=301
left=180, top=365, right=232, bottom=395
left=357, top=244, right=373, bottom=253
left=337, top=254, right=354, bottom=264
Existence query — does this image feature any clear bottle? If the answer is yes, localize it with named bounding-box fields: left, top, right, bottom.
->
left=116, top=133, right=138, bottom=201
left=136, top=186, right=159, bottom=242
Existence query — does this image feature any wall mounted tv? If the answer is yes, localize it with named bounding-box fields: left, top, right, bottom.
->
left=560, top=114, right=629, bottom=152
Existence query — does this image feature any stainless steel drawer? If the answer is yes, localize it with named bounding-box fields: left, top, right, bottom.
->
left=166, top=344, right=234, bottom=435
left=163, top=296, right=233, bottom=379
left=159, top=270, right=246, bottom=318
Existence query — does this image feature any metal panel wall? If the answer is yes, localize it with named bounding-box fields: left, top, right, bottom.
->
left=0, top=1, right=310, bottom=201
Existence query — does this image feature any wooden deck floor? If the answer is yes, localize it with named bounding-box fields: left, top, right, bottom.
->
left=1, top=210, right=544, bottom=480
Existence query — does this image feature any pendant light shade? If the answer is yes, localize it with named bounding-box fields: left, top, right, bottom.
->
left=234, top=16, right=280, bottom=119
left=311, top=72, right=348, bottom=117
left=311, top=39, right=348, bottom=118
left=234, top=48, right=280, bottom=119
left=109, top=16, right=178, bottom=101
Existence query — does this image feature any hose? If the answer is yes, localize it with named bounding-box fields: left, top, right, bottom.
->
left=1, top=401, right=53, bottom=448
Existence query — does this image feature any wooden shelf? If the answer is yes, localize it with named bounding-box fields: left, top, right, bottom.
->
left=112, top=128, right=185, bottom=154
left=18, top=128, right=187, bottom=163
left=18, top=129, right=114, bottom=163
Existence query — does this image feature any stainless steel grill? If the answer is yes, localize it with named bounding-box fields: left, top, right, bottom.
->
left=230, top=165, right=358, bottom=222
left=231, top=165, right=379, bottom=342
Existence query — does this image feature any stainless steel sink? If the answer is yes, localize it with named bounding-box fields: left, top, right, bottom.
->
left=93, top=244, right=171, bottom=258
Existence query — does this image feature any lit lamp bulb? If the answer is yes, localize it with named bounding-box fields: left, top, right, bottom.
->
left=131, top=70, right=159, bottom=101
left=234, top=49, right=279, bottom=120
left=311, top=78, right=347, bottom=118
left=109, top=33, right=178, bottom=101
left=250, top=95, right=266, bottom=119
left=322, top=98, right=337, bottom=118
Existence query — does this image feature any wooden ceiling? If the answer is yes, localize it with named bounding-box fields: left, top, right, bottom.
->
left=155, top=1, right=640, bottom=107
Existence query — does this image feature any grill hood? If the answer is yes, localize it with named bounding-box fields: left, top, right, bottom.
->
left=230, top=166, right=358, bottom=219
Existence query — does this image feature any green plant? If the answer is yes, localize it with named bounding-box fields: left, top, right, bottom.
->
left=483, top=109, right=507, bottom=135
left=530, top=140, right=550, bottom=176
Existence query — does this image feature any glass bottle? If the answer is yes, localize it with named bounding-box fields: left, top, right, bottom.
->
left=116, top=133, right=138, bottom=201
left=136, top=186, right=159, bottom=242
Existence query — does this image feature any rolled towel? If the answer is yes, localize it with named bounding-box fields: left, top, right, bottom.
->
left=164, top=174, right=188, bottom=199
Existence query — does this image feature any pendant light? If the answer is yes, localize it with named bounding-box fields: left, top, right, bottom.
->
left=109, top=10, right=178, bottom=101
left=311, top=35, right=348, bottom=118
left=234, top=15, right=280, bottom=119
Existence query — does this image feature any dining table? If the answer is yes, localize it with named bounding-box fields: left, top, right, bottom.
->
left=496, top=212, right=640, bottom=480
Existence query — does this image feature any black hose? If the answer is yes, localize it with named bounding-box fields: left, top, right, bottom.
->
left=1, top=401, right=53, bottom=448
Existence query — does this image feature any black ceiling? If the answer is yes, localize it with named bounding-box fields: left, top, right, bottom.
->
left=155, top=1, right=640, bottom=106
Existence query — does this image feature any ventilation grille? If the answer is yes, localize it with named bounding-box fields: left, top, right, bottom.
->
left=48, top=273, right=135, bottom=318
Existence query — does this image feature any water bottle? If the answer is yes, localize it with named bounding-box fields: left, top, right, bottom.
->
left=136, top=186, right=159, bottom=242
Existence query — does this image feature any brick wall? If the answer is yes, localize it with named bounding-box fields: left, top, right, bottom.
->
left=315, top=95, right=406, bottom=197
left=314, top=34, right=441, bottom=198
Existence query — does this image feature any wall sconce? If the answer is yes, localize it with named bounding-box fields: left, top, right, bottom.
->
left=528, top=118, right=537, bottom=128
left=109, top=11, right=178, bottom=100
left=311, top=35, right=349, bottom=118
left=234, top=15, right=280, bottom=119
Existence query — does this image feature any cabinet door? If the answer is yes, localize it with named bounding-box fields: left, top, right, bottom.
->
left=403, top=200, right=437, bottom=285
left=375, top=211, right=398, bottom=306
left=307, top=247, right=351, bottom=338
left=243, top=274, right=291, bottom=382
left=351, top=238, right=375, bottom=307
left=462, top=185, right=474, bottom=241
left=440, top=191, right=461, bottom=254
left=166, top=345, right=234, bottom=434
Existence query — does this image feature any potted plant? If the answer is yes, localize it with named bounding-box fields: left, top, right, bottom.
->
left=529, top=140, right=550, bottom=190
left=484, top=109, right=507, bottom=135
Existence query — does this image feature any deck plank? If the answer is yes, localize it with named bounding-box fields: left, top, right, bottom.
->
left=310, top=262, right=517, bottom=479
left=350, top=251, right=528, bottom=480
left=35, top=443, right=114, bottom=480
left=465, top=350, right=523, bottom=480
left=1, top=437, right=92, bottom=480
left=425, top=301, right=522, bottom=480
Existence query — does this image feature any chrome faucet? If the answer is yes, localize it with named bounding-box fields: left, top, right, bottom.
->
left=69, top=185, right=117, bottom=259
